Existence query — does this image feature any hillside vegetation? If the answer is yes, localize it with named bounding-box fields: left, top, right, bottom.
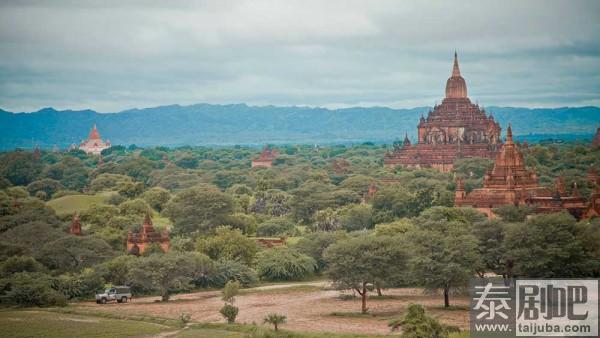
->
left=1, top=104, right=599, bottom=149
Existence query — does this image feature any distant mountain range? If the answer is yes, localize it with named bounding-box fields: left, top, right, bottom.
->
left=1, top=104, right=599, bottom=150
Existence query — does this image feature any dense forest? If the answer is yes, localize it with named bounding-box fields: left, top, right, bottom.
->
left=0, top=141, right=599, bottom=317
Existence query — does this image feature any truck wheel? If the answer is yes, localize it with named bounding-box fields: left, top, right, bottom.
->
left=121, top=296, right=128, bottom=303
left=101, top=298, right=107, bottom=304
left=96, top=300, right=100, bottom=304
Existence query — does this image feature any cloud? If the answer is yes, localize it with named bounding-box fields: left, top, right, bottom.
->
left=0, top=0, right=599, bottom=112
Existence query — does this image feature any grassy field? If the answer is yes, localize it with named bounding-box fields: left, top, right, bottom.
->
left=46, top=192, right=115, bottom=216
left=0, top=310, right=171, bottom=338
left=46, top=191, right=172, bottom=226
left=0, top=308, right=470, bottom=337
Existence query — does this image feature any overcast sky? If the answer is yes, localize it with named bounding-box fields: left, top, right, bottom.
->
left=1, top=0, right=599, bottom=112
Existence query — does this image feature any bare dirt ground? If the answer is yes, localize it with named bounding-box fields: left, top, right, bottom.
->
left=77, top=282, right=469, bottom=335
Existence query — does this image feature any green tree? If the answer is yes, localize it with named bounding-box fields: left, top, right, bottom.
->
left=118, top=181, right=145, bottom=199
left=163, top=185, right=235, bottom=234
left=0, top=272, right=66, bottom=307
left=294, top=231, right=347, bottom=272
left=118, top=199, right=152, bottom=218
left=37, top=236, right=115, bottom=273
left=313, top=208, right=341, bottom=232
left=504, top=212, right=591, bottom=277
left=220, top=304, right=239, bottom=324
left=56, top=268, right=104, bottom=300
left=472, top=219, right=509, bottom=278
left=0, top=221, right=64, bottom=255
left=0, top=256, right=46, bottom=277
left=372, top=184, right=414, bottom=222
left=0, top=151, right=43, bottom=186
left=221, top=280, right=240, bottom=304
left=89, top=173, right=133, bottom=192
left=256, top=247, right=317, bottom=281
left=290, top=181, right=336, bottom=223
left=374, top=218, right=415, bottom=236
left=256, top=218, right=296, bottom=237
left=26, top=179, right=62, bottom=199
left=128, top=252, right=214, bottom=301
left=141, top=187, right=172, bottom=212
left=99, top=255, right=136, bottom=285
left=407, top=225, right=480, bottom=308
left=196, top=226, right=258, bottom=266
left=339, top=175, right=375, bottom=196
left=338, top=204, right=373, bottom=231
left=324, top=234, right=410, bottom=313
left=208, top=259, right=258, bottom=288
left=219, top=280, right=240, bottom=324
left=493, top=205, right=533, bottom=222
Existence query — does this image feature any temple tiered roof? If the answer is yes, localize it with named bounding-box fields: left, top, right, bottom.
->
left=455, top=125, right=589, bottom=219
left=79, top=124, right=111, bottom=155
left=252, top=145, right=279, bottom=168
left=127, top=213, right=170, bottom=255
left=384, top=52, right=501, bottom=172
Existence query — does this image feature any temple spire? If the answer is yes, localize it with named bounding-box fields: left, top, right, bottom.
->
left=506, top=124, right=513, bottom=144
left=452, top=51, right=461, bottom=77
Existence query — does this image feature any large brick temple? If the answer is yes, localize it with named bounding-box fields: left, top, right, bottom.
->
left=384, top=52, right=501, bottom=172
left=455, top=125, right=590, bottom=219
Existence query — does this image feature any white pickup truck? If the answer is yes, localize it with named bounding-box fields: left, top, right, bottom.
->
left=95, top=286, right=132, bottom=304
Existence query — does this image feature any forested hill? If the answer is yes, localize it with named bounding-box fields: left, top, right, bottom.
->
left=1, top=104, right=599, bottom=150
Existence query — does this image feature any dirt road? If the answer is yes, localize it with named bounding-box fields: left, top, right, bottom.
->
left=78, top=282, right=469, bottom=335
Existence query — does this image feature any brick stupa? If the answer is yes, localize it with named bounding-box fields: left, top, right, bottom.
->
left=592, top=126, right=600, bottom=147
left=384, top=52, right=501, bottom=172
left=252, top=145, right=279, bottom=168
left=455, top=125, right=588, bottom=219
left=127, top=213, right=170, bottom=255
left=69, top=212, right=82, bottom=236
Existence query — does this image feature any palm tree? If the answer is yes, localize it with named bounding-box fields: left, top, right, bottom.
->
left=263, top=313, right=287, bottom=331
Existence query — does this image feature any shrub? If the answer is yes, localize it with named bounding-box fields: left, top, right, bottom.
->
left=56, top=269, right=104, bottom=299
left=107, top=193, right=126, bottom=206
left=256, top=247, right=316, bottom=281
left=220, top=304, right=239, bottom=324
left=197, top=226, right=258, bottom=266
left=141, top=187, right=171, bottom=212
left=26, top=178, right=62, bottom=199
left=389, top=304, right=460, bottom=337
left=294, top=231, right=347, bottom=272
left=221, top=280, right=240, bottom=304
left=0, top=272, right=67, bottom=307
left=178, top=313, right=191, bottom=327
left=0, top=256, right=45, bottom=277
left=208, top=260, right=258, bottom=288
left=256, top=218, right=296, bottom=237
left=338, top=204, right=373, bottom=231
